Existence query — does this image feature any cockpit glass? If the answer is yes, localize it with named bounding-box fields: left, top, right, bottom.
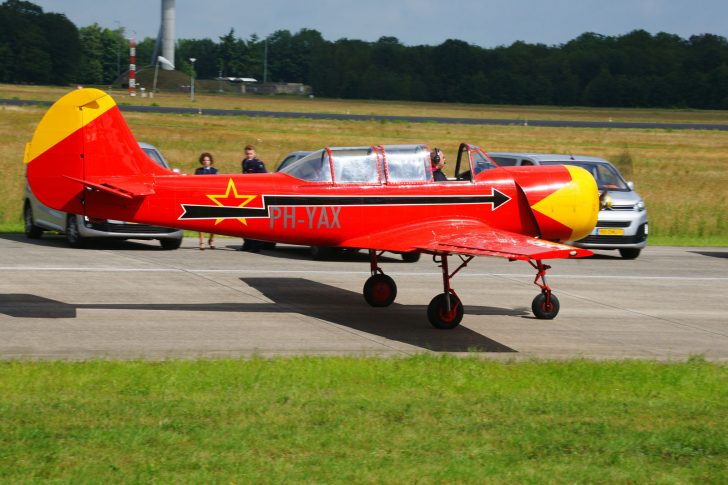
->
left=280, top=149, right=332, bottom=182
left=329, top=147, right=382, bottom=184
left=281, top=144, right=432, bottom=184
left=384, top=145, right=430, bottom=183
left=471, top=149, right=498, bottom=176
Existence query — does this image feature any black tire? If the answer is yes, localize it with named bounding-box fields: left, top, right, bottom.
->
left=262, top=242, right=277, bottom=249
left=427, top=293, right=464, bottom=329
left=65, top=216, right=85, bottom=248
left=160, top=237, right=183, bottom=250
left=531, top=293, right=560, bottom=319
left=619, top=248, right=641, bottom=259
left=401, top=252, right=421, bottom=263
left=310, top=245, right=337, bottom=260
left=23, top=204, right=43, bottom=239
left=363, top=274, right=397, bottom=307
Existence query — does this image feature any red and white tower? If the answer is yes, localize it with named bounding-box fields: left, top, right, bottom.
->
left=129, top=37, right=137, bottom=96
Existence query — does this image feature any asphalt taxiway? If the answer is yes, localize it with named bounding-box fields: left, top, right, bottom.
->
left=1, top=235, right=726, bottom=361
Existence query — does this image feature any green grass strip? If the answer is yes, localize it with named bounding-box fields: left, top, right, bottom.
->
left=1, top=356, right=726, bottom=483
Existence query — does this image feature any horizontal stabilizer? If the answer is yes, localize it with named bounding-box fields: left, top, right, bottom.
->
left=63, top=175, right=155, bottom=199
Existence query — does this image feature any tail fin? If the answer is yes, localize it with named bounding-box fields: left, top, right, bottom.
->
left=25, top=88, right=170, bottom=213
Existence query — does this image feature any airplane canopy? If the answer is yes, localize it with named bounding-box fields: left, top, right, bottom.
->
left=280, top=143, right=500, bottom=184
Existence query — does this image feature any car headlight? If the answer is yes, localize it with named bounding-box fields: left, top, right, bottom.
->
left=636, top=200, right=645, bottom=211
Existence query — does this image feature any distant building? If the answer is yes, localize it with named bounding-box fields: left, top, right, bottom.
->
left=243, top=83, right=312, bottom=95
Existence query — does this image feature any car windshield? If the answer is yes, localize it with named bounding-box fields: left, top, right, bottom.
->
left=141, top=147, right=169, bottom=169
left=277, top=152, right=311, bottom=171
left=540, top=160, right=630, bottom=191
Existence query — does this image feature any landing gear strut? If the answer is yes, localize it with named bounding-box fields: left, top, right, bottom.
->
left=359, top=250, right=563, bottom=326
left=363, top=249, right=397, bottom=307
left=427, top=253, right=473, bottom=329
left=529, top=260, right=560, bottom=319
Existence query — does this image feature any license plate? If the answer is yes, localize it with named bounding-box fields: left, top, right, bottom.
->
left=597, top=228, right=624, bottom=236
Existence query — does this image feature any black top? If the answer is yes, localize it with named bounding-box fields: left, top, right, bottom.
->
left=242, top=158, right=267, bottom=173
left=432, top=169, right=447, bottom=181
left=194, top=166, right=219, bottom=175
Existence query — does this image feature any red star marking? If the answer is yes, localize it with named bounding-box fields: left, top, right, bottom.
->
left=206, top=178, right=257, bottom=225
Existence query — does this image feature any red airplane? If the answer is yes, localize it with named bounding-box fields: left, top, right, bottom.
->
left=25, top=88, right=599, bottom=328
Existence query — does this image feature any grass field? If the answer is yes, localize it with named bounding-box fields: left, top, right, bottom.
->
left=5, top=82, right=728, bottom=124
left=1, top=84, right=727, bottom=244
left=2, top=84, right=727, bottom=483
left=1, top=356, right=726, bottom=483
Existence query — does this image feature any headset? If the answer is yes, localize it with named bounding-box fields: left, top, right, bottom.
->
left=431, top=147, right=441, bottom=164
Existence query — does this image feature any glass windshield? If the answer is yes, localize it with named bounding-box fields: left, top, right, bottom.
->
left=541, top=161, right=629, bottom=191
left=281, top=144, right=431, bottom=184
left=471, top=149, right=498, bottom=176
left=280, top=149, right=332, bottom=182
left=330, top=147, right=382, bottom=184
left=384, top=144, right=430, bottom=183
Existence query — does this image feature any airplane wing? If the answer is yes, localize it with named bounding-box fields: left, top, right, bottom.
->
left=342, top=219, right=591, bottom=261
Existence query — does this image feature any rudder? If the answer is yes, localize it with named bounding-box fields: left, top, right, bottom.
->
left=25, top=88, right=169, bottom=214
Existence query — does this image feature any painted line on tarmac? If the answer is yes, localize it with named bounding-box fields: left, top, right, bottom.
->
left=2, top=266, right=727, bottom=281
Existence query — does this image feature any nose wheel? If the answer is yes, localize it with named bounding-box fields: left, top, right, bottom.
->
left=529, top=260, right=560, bottom=319
left=532, top=292, right=560, bottom=319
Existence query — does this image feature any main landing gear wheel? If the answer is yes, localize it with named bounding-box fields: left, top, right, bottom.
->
left=427, top=292, right=464, bottom=329
left=531, top=292, right=560, bottom=319
left=363, top=273, right=397, bottom=307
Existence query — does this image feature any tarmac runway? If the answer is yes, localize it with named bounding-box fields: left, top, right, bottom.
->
left=1, top=234, right=726, bottom=361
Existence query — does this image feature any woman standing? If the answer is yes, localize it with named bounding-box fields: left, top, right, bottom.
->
left=194, top=152, right=218, bottom=249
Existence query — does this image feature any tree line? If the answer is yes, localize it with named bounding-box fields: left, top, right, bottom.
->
left=2, top=0, right=727, bottom=109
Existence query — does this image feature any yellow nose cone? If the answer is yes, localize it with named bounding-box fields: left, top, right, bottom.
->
left=531, top=165, right=599, bottom=241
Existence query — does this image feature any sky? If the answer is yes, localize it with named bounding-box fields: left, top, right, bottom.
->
left=30, top=0, right=728, bottom=47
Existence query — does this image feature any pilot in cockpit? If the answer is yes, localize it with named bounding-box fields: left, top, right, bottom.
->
left=430, top=148, right=447, bottom=181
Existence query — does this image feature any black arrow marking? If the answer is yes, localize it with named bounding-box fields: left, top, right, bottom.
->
left=179, top=189, right=511, bottom=220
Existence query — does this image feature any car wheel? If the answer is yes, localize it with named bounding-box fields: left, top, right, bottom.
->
left=160, top=237, right=183, bottom=250
left=619, top=248, right=641, bottom=259
left=401, top=252, right=420, bottom=263
left=23, top=204, right=43, bottom=239
left=65, top=216, right=85, bottom=248
left=310, top=246, right=338, bottom=260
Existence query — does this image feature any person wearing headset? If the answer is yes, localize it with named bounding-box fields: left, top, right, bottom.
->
left=431, top=147, right=447, bottom=181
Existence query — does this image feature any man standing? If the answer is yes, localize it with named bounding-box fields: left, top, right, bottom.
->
left=239, top=145, right=267, bottom=252
left=242, top=144, right=267, bottom=174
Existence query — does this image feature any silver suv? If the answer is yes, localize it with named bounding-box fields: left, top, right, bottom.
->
left=488, top=152, right=648, bottom=259
left=23, top=142, right=184, bottom=249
